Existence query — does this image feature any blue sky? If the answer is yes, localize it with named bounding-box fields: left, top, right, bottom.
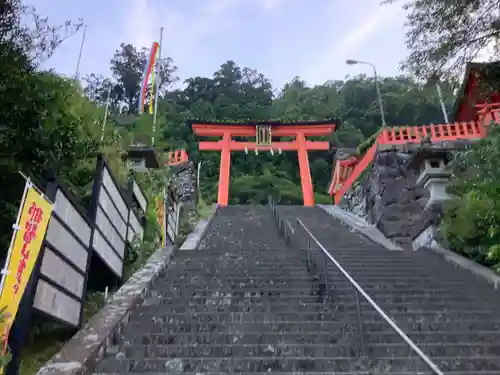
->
left=35, top=0, right=410, bottom=88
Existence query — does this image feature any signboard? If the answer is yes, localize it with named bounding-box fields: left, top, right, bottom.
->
left=0, top=180, right=53, bottom=360
left=91, top=162, right=128, bottom=278
left=256, top=124, right=272, bottom=146
left=33, top=185, right=91, bottom=328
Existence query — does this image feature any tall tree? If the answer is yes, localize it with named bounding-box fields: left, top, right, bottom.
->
left=384, top=0, right=500, bottom=80
left=110, top=43, right=177, bottom=113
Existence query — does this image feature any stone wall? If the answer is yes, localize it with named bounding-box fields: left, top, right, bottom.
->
left=169, top=161, right=198, bottom=236
left=342, top=150, right=429, bottom=245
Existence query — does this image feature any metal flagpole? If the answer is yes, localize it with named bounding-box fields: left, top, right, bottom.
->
left=100, top=85, right=112, bottom=142
left=152, top=27, right=164, bottom=146
left=74, top=25, right=87, bottom=81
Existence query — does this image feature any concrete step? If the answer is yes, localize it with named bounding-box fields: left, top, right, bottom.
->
left=141, top=295, right=327, bottom=304
left=118, top=343, right=358, bottom=358
left=147, top=289, right=475, bottom=305
left=93, top=372, right=500, bottom=375
left=95, top=355, right=500, bottom=373
left=134, top=300, right=496, bottom=316
left=114, top=342, right=500, bottom=359
left=160, top=284, right=463, bottom=296
left=152, top=288, right=318, bottom=298
left=161, top=272, right=471, bottom=283
left=142, top=296, right=492, bottom=312
left=121, top=319, right=500, bottom=334
left=120, top=330, right=500, bottom=346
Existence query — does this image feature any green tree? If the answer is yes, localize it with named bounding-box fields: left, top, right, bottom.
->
left=109, top=43, right=178, bottom=113
left=442, top=127, right=500, bottom=269
left=384, top=0, right=500, bottom=80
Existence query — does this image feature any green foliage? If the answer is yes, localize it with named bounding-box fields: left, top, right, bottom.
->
left=0, top=309, right=12, bottom=370
left=384, top=0, right=500, bottom=84
left=441, top=127, right=500, bottom=270
left=356, top=128, right=383, bottom=155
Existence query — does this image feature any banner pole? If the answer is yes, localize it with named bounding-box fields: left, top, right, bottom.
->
left=162, top=187, right=167, bottom=247
left=0, top=179, right=31, bottom=296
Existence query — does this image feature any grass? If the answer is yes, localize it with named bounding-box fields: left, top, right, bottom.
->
left=20, top=292, right=106, bottom=375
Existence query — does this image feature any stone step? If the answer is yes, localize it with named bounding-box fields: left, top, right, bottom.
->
left=118, top=343, right=358, bottom=358
left=143, top=296, right=490, bottom=312
left=161, top=283, right=461, bottom=296
left=119, top=330, right=500, bottom=346
left=159, top=274, right=467, bottom=286
left=94, top=356, right=500, bottom=373
left=93, top=372, right=500, bottom=375
left=161, top=272, right=470, bottom=284
left=115, top=342, right=500, bottom=359
left=121, top=319, right=500, bottom=334
left=154, top=288, right=318, bottom=297
left=160, top=281, right=319, bottom=289
left=134, top=300, right=495, bottom=316
left=148, top=288, right=473, bottom=304
left=142, top=294, right=326, bottom=304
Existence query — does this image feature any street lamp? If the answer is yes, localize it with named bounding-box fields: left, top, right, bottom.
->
left=425, top=74, right=450, bottom=123
left=346, top=59, right=387, bottom=127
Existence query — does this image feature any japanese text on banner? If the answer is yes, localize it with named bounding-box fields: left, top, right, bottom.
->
left=0, top=185, right=53, bottom=365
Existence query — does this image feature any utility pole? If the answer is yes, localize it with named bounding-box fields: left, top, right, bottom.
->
left=100, top=85, right=112, bottom=142
left=74, top=25, right=87, bottom=81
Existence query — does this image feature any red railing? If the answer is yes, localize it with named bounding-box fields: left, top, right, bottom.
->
left=477, top=102, right=500, bottom=129
left=329, top=103, right=500, bottom=204
left=165, top=149, right=189, bottom=166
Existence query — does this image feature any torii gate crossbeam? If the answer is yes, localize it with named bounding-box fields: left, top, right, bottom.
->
left=188, top=120, right=340, bottom=206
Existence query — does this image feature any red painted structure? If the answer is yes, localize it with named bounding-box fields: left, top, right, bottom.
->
left=165, top=149, right=189, bottom=166
left=329, top=61, right=500, bottom=205
left=189, top=120, right=339, bottom=206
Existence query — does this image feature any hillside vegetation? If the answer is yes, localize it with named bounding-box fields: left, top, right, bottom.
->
left=2, top=0, right=500, bottom=373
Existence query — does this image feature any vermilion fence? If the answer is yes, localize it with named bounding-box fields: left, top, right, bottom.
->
left=165, top=149, right=189, bottom=166
left=329, top=103, right=500, bottom=204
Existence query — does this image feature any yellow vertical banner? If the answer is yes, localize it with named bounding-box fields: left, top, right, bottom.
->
left=0, top=181, right=53, bottom=369
left=155, top=196, right=166, bottom=247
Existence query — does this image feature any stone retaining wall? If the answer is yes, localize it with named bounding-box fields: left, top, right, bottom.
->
left=342, top=150, right=429, bottom=245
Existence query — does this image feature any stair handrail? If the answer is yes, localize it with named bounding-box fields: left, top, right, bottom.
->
left=295, top=218, right=445, bottom=375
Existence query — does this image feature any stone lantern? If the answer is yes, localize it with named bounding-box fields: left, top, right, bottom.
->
left=407, top=147, right=452, bottom=209
left=124, top=144, right=160, bottom=172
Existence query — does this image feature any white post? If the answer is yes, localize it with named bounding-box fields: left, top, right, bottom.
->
left=175, top=201, right=182, bottom=237
left=197, top=161, right=202, bottom=202
left=100, top=85, right=112, bottom=142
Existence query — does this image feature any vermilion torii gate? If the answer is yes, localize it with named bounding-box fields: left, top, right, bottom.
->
left=188, top=120, right=339, bottom=206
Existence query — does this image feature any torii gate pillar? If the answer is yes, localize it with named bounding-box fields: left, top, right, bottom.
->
left=189, top=120, right=339, bottom=206
left=218, top=132, right=232, bottom=205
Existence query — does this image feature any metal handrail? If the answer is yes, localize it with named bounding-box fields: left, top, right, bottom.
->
left=295, top=218, right=444, bottom=375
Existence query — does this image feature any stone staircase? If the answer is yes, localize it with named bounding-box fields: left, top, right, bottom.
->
left=92, top=204, right=500, bottom=374
left=276, top=205, right=500, bottom=374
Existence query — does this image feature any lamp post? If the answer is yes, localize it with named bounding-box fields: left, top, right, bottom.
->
left=425, top=74, right=449, bottom=123
left=346, top=59, right=387, bottom=127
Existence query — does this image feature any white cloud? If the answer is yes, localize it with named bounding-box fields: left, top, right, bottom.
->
left=261, top=0, right=285, bottom=11
left=301, top=2, right=405, bottom=85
